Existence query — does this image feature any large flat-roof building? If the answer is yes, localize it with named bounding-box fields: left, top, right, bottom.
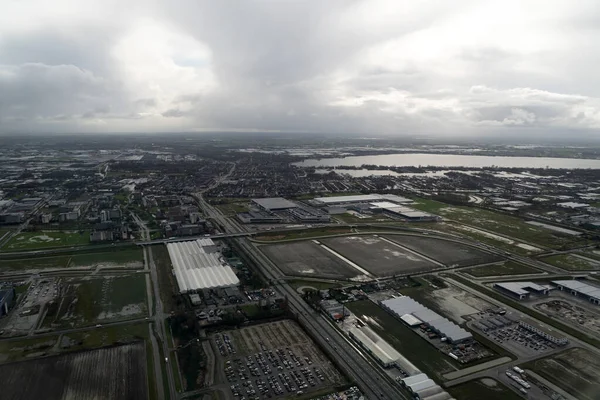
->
left=252, top=197, right=298, bottom=211
left=400, top=373, right=454, bottom=400
left=493, top=281, right=549, bottom=300
left=349, top=325, right=420, bottom=372
left=313, top=194, right=412, bottom=206
left=552, top=280, right=600, bottom=305
left=166, top=239, right=239, bottom=292
left=381, top=296, right=472, bottom=343
left=370, top=202, right=439, bottom=221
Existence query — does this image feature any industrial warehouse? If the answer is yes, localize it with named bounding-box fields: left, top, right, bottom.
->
left=348, top=321, right=455, bottom=399
left=311, top=194, right=438, bottom=221
left=348, top=325, right=418, bottom=372
left=238, top=197, right=330, bottom=224
left=552, top=279, right=600, bottom=304
left=380, top=296, right=473, bottom=343
left=493, top=281, right=550, bottom=300
left=400, top=373, right=455, bottom=400
left=311, top=194, right=413, bottom=206
left=166, top=239, right=240, bottom=292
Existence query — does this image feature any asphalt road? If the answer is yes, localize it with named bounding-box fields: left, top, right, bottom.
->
left=198, top=197, right=409, bottom=399
left=0, top=317, right=150, bottom=342
left=134, top=212, right=176, bottom=400
left=233, top=236, right=409, bottom=400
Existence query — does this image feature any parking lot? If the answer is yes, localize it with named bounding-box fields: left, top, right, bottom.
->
left=213, top=320, right=344, bottom=399
left=471, top=314, right=564, bottom=357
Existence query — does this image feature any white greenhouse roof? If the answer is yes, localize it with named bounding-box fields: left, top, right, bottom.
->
left=349, top=326, right=402, bottom=366
left=167, top=241, right=239, bottom=292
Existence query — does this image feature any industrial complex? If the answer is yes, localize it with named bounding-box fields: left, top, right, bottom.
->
left=552, top=279, right=600, bottom=304
left=166, top=238, right=240, bottom=292
left=381, top=296, right=473, bottom=343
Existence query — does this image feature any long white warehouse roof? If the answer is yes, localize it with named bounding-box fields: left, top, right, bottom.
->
left=167, top=240, right=239, bottom=292
left=381, top=296, right=472, bottom=342
left=314, top=194, right=412, bottom=205
left=349, top=325, right=403, bottom=366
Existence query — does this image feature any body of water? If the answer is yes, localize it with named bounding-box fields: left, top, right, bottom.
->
left=295, top=153, right=600, bottom=169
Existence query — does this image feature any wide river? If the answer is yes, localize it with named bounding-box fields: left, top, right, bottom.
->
left=294, top=153, right=600, bottom=169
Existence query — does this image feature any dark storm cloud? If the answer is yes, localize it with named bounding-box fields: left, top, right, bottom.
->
left=0, top=0, right=599, bottom=134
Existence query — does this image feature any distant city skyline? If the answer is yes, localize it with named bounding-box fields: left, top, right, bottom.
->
left=1, top=0, right=600, bottom=137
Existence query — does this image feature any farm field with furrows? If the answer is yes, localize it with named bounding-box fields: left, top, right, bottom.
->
left=0, top=343, right=148, bottom=400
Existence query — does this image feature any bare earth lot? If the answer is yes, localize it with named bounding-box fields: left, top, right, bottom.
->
left=384, top=235, right=502, bottom=267
left=260, top=241, right=360, bottom=279
left=321, top=236, right=436, bottom=277
left=525, top=347, right=600, bottom=400
left=0, top=343, right=147, bottom=400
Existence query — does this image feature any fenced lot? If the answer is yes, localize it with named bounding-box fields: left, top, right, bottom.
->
left=321, top=236, right=437, bottom=277
left=261, top=241, right=361, bottom=279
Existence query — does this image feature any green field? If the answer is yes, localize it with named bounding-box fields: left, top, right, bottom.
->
left=0, top=323, right=156, bottom=399
left=464, top=261, right=541, bottom=277
left=215, top=202, right=249, bottom=215
left=151, top=245, right=177, bottom=313
left=523, top=348, right=600, bottom=400
left=43, top=274, right=147, bottom=328
left=448, top=379, right=521, bottom=400
left=0, top=322, right=149, bottom=363
left=541, top=254, right=600, bottom=271
left=0, top=255, right=71, bottom=271
left=411, top=198, right=582, bottom=249
left=0, top=336, right=58, bottom=364
left=578, top=250, right=600, bottom=262
left=69, top=248, right=143, bottom=268
left=0, top=248, right=143, bottom=272
left=346, top=300, right=460, bottom=379
left=3, top=230, right=90, bottom=251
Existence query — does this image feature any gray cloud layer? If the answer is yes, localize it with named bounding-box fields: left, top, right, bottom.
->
left=1, top=0, right=599, bottom=136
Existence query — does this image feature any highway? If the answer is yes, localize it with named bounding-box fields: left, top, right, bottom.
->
left=198, top=195, right=409, bottom=400
left=133, top=212, right=177, bottom=400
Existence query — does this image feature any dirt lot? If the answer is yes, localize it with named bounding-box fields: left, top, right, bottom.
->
left=448, top=378, right=522, bottom=400
left=260, top=241, right=360, bottom=279
left=384, top=235, right=502, bottom=267
left=525, top=347, right=600, bottom=400
left=213, top=320, right=344, bottom=399
left=41, top=275, right=147, bottom=329
left=321, top=236, right=437, bottom=277
left=0, top=342, right=148, bottom=400
left=425, top=285, right=490, bottom=323
left=464, top=261, right=541, bottom=277
left=534, top=299, right=600, bottom=336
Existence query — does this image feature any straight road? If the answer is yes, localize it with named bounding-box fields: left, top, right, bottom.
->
left=134, top=212, right=177, bottom=400
left=0, top=317, right=150, bottom=342
left=198, top=197, right=409, bottom=399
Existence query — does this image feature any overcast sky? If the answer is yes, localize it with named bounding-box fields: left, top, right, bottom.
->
left=1, top=0, right=599, bottom=137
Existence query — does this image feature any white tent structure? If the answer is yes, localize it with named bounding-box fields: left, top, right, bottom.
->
left=167, top=240, right=239, bottom=292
